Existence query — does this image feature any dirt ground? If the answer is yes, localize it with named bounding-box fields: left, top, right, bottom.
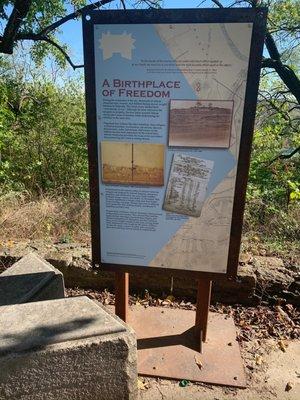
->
left=1, top=244, right=298, bottom=400
left=138, top=340, right=300, bottom=400
left=64, top=287, right=299, bottom=400
left=66, top=287, right=299, bottom=400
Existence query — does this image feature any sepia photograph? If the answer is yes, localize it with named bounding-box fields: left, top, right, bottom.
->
left=168, top=99, right=234, bottom=148
left=100, top=141, right=165, bottom=186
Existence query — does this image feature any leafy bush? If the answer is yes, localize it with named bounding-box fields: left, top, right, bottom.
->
left=0, top=57, right=299, bottom=251
left=0, top=60, right=88, bottom=197
left=244, top=102, right=300, bottom=245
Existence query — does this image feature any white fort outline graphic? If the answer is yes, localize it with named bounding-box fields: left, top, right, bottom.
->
left=99, top=32, right=136, bottom=60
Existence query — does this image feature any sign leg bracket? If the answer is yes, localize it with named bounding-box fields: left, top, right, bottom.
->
left=115, top=271, right=129, bottom=323
left=195, top=279, right=212, bottom=353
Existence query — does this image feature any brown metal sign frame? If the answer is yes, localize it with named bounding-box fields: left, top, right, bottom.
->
left=82, top=7, right=267, bottom=282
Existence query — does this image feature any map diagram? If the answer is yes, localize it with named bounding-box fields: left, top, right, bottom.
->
left=150, top=23, right=253, bottom=273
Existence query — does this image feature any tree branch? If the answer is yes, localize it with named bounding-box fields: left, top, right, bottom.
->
left=16, top=32, right=83, bottom=70
left=211, top=0, right=224, bottom=7
left=262, top=57, right=300, bottom=103
left=38, top=0, right=116, bottom=37
left=248, top=3, right=300, bottom=104
left=0, top=0, right=119, bottom=68
left=268, top=146, right=300, bottom=165
left=262, top=58, right=282, bottom=68
left=259, top=91, right=292, bottom=123
left=0, top=0, right=32, bottom=54
left=265, top=31, right=281, bottom=61
left=41, top=37, right=84, bottom=70
left=0, top=0, right=116, bottom=56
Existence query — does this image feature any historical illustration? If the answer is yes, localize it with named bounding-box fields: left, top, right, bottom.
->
left=101, top=141, right=164, bottom=186
left=168, top=100, right=234, bottom=148
left=163, top=154, right=214, bottom=217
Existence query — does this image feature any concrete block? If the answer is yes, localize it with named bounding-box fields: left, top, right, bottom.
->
left=0, top=296, right=137, bottom=400
left=0, top=253, right=65, bottom=306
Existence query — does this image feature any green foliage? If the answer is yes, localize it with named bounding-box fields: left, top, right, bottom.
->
left=0, top=58, right=88, bottom=197
left=267, top=0, right=300, bottom=48
left=245, top=102, right=300, bottom=243
left=1, top=0, right=300, bottom=249
left=2, top=1, right=69, bottom=65
left=288, top=180, right=300, bottom=201
left=248, top=119, right=299, bottom=203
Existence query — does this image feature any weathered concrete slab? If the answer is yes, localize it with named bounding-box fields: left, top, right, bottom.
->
left=0, top=253, right=65, bottom=306
left=0, top=296, right=137, bottom=399
left=0, top=296, right=126, bottom=354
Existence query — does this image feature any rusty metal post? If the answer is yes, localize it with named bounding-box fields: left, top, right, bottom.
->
left=115, top=272, right=129, bottom=322
left=195, top=279, right=212, bottom=352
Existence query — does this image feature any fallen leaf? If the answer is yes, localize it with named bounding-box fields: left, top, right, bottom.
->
left=255, top=355, right=263, bottom=366
left=276, top=306, right=294, bottom=326
left=239, top=253, right=252, bottom=264
left=194, top=355, right=203, bottom=370
left=285, top=382, right=293, bottom=392
left=137, top=379, right=148, bottom=390
left=278, top=340, right=288, bottom=352
left=165, top=295, right=175, bottom=303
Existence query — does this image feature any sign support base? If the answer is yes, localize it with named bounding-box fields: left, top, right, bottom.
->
left=128, top=305, right=246, bottom=388
left=115, top=276, right=212, bottom=350
left=114, top=276, right=246, bottom=387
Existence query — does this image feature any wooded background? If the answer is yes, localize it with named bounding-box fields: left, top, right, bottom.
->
left=0, top=0, right=299, bottom=256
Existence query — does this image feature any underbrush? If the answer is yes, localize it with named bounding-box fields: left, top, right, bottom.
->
left=0, top=57, right=299, bottom=260
left=242, top=199, right=300, bottom=257
left=242, top=197, right=300, bottom=259
left=1, top=191, right=299, bottom=261
left=0, top=191, right=90, bottom=243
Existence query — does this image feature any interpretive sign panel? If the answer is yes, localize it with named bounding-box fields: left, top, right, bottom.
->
left=83, top=8, right=267, bottom=279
